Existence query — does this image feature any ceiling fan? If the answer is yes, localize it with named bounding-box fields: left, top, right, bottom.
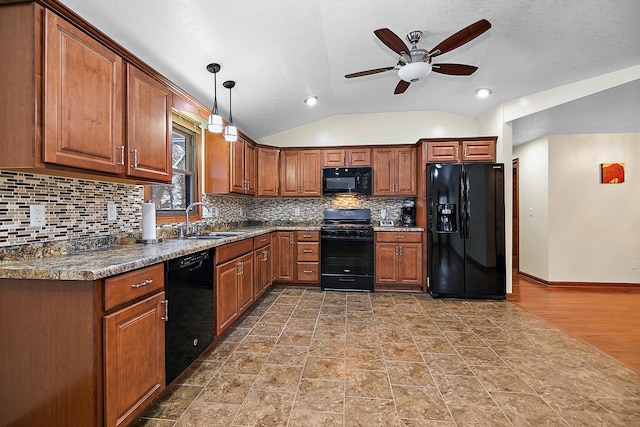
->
left=345, top=19, right=491, bottom=94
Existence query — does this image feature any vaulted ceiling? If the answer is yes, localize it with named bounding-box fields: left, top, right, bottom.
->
left=58, top=0, right=640, bottom=143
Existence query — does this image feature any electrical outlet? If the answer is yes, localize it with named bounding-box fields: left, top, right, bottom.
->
left=239, top=207, right=243, bottom=217
left=107, top=203, right=117, bottom=221
left=294, top=208, right=300, bottom=216
left=381, top=209, right=387, bottom=219
left=529, top=208, right=534, bottom=217
left=213, top=207, right=219, bottom=218
left=202, top=206, right=212, bottom=218
left=29, top=205, right=46, bottom=227
left=632, top=260, right=638, bottom=270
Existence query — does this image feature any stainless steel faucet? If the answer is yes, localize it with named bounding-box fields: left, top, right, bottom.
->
left=184, top=202, right=210, bottom=237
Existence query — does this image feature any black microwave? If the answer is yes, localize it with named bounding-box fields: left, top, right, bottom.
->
left=322, top=167, right=372, bottom=195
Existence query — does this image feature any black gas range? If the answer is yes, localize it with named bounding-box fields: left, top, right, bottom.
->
left=320, top=208, right=374, bottom=292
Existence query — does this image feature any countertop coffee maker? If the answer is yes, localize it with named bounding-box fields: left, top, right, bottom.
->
left=401, top=199, right=416, bottom=227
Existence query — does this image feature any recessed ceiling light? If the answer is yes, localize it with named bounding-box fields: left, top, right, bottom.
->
left=304, top=96, right=318, bottom=106
left=475, top=88, right=492, bottom=98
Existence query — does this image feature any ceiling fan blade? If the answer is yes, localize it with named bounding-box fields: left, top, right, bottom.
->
left=345, top=67, right=395, bottom=78
left=431, top=63, right=478, bottom=75
left=394, top=80, right=410, bottom=94
left=429, top=19, right=491, bottom=57
left=374, top=28, right=410, bottom=56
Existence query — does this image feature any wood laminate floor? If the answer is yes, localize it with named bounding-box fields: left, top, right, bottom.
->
left=510, top=273, right=640, bottom=372
left=134, top=282, right=640, bottom=426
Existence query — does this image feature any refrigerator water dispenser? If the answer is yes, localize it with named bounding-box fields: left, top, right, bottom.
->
left=436, top=203, right=457, bottom=233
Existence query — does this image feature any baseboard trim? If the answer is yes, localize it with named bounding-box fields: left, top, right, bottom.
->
left=518, top=271, right=640, bottom=290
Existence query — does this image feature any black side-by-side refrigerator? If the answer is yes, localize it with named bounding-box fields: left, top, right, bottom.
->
left=427, top=163, right=506, bottom=299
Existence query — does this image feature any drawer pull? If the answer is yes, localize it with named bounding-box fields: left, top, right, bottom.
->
left=131, top=279, right=153, bottom=289
left=303, top=234, right=312, bottom=238
left=394, top=235, right=405, bottom=239
left=303, top=249, right=313, bottom=253
left=303, top=270, right=313, bottom=274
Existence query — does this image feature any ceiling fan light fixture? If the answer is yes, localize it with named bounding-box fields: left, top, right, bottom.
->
left=206, top=63, right=223, bottom=133
left=398, top=62, right=432, bottom=83
left=304, top=96, right=318, bottom=106
left=475, top=88, right=493, bottom=98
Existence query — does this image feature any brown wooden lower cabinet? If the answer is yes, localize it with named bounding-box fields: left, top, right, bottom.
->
left=104, top=292, right=166, bottom=427
left=375, top=232, right=423, bottom=290
left=275, top=231, right=296, bottom=282
left=254, top=243, right=273, bottom=299
left=215, top=239, right=255, bottom=336
left=0, top=263, right=166, bottom=427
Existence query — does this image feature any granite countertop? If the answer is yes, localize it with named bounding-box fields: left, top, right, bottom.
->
left=0, top=224, right=422, bottom=281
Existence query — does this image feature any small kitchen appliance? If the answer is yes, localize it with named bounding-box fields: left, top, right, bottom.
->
left=400, top=199, right=416, bottom=227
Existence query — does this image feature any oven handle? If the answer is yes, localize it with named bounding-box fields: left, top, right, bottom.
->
left=339, top=278, right=356, bottom=282
left=320, top=235, right=374, bottom=242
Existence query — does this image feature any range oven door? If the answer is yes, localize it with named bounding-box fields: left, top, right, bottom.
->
left=320, top=233, right=374, bottom=292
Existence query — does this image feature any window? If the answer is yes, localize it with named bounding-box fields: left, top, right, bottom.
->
left=147, top=112, right=201, bottom=222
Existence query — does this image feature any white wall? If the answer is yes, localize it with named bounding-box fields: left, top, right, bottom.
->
left=515, top=133, right=640, bottom=284
left=514, top=137, right=550, bottom=281
left=548, top=133, right=640, bottom=283
left=259, top=111, right=477, bottom=147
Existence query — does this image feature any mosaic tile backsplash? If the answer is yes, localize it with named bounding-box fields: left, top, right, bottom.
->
left=0, top=171, right=412, bottom=251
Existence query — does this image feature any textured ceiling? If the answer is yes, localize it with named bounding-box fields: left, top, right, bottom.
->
left=58, top=0, right=640, bottom=142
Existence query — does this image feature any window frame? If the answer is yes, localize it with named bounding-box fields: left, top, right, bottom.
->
left=145, top=112, right=202, bottom=224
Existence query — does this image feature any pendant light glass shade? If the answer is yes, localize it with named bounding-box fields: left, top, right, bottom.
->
left=206, top=63, right=223, bottom=133
left=224, top=125, right=238, bottom=142
left=223, top=80, right=238, bottom=142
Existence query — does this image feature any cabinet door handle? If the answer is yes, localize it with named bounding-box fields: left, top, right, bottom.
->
left=463, top=147, right=467, bottom=158
left=399, top=247, right=403, bottom=256
left=131, top=279, right=153, bottom=288
left=395, top=246, right=399, bottom=256
left=117, top=146, right=125, bottom=166
left=290, top=236, right=293, bottom=244
left=263, top=250, right=268, bottom=261
left=130, top=149, right=139, bottom=168
left=161, top=300, right=168, bottom=321
left=237, top=262, right=242, bottom=276
left=303, top=249, right=313, bottom=253
left=455, top=146, right=459, bottom=159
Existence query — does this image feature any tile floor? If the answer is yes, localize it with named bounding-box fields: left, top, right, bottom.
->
left=135, top=287, right=640, bottom=426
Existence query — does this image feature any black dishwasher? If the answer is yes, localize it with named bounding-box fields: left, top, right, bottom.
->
left=165, top=249, right=214, bottom=384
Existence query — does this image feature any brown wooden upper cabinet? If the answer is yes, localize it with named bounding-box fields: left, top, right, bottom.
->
left=230, top=136, right=257, bottom=195
left=279, top=149, right=322, bottom=197
left=372, top=147, right=416, bottom=196
left=205, top=133, right=257, bottom=195
left=257, top=146, right=280, bottom=196
left=322, top=148, right=371, bottom=167
left=425, top=137, right=497, bottom=163
left=126, top=65, right=172, bottom=182
left=0, top=4, right=172, bottom=183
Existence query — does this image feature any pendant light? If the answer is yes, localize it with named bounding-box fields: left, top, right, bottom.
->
left=223, top=80, right=238, bottom=142
left=206, top=63, right=223, bottom=133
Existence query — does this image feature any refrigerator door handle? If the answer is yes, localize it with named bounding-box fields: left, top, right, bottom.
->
left=464, top=170, right=471, bottom=239
left=459, top=170, right=465, bottom=239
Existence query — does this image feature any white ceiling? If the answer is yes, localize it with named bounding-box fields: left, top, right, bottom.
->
left=58, top=0, right=640, bottom=142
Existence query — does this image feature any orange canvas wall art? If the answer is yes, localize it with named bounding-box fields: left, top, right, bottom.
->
left=601, top=162, right=625, bottom=184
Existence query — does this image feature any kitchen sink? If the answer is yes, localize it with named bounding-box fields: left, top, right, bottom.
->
left=188, top=231, right=247, bottom=240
